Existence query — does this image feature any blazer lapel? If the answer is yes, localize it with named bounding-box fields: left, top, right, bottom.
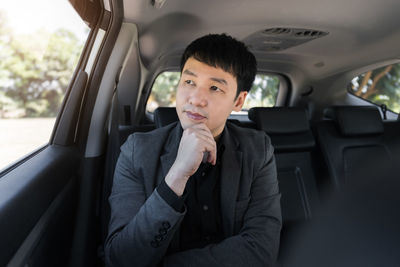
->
left=159, top=123, right=182, bottom=185
left=220, top=125, right=242, bottom=237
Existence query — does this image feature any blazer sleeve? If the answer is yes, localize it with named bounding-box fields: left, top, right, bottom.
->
left=162, top=134, right=282, bottom=267
left=104, top=134, right=186, bottom=267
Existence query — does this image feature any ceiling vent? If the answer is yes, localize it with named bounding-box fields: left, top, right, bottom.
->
left=295, top=30, right=327, bottom=38
left=263, top=28, right=292, bottom=35
left=245, top=27, right=329, bottom=52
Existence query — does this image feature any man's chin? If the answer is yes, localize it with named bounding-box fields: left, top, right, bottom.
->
left=180, top=120, right=207, bottom=130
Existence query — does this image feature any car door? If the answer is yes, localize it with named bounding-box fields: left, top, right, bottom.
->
left=0, top=0, right=121, bottom=266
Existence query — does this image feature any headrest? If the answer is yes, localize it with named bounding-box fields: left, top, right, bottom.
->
left=153, top=107, right=178, bottom=128
left=248, top=107, right=310, bottom=134
left=248, top=107, right=314, bottom=151
left=324, top=106, right=384, bottom=136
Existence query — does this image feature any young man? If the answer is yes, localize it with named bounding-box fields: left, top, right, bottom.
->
left=105, top=34, right=281, bottom=267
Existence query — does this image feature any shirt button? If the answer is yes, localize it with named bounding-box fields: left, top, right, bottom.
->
left=203, top=205, right=209, bottom=211
left=204, top=236, right=211, bottom=241
left=201, top=172, right=205, bottom=177
left=162, top=221, right=171, bottom=229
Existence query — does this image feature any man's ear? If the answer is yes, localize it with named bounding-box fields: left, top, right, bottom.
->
left=233, top=91, right=247, bottom=112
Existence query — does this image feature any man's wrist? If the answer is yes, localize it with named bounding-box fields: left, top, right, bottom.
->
left=165, top=165, right=190, bottom=197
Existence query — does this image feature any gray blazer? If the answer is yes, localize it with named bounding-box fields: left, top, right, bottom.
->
left=105, top=122, right=282, bottom=267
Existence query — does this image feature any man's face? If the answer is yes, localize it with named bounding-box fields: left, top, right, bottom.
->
left=176, top=57, right=247, bottom=137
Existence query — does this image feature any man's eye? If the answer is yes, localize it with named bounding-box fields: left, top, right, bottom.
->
left=210, top=85, right=222, bottom=92
left=185, top=80, right=194, bottom=85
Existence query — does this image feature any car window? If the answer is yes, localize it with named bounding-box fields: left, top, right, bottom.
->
left=348, top=63, right=400, bottom=113
left=0, top=0, right=90, bottom=170
left=146, top=71, right=280, bottom=113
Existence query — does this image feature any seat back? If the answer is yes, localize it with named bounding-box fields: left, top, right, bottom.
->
left=315, top=106, right=392, bottom=190
left=249, top=107, right=320, bottom=224
left=153, top=107, right=179, bottom=128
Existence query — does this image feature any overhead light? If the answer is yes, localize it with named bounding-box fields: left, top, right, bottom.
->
left=151, top=0, right=167, bottom=9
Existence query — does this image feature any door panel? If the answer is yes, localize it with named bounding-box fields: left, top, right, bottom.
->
left=0, top=146, right=80, bottom=266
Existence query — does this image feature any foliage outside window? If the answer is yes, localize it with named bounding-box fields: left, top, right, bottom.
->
left=0, top=1, right=89, bottom=169
left=348, top=63, right=400, bottom=113
left=243, top=74, right=279, bottom=110
left=146, top=72, right=280, bottom=113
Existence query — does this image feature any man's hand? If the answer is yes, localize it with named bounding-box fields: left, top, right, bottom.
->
left=165, top=123, right=217, bottom=196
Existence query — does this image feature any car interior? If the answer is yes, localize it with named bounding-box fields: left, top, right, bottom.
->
left=0, top=0, right=399, bottom=266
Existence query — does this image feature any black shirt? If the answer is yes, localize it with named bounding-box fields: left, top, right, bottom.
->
left=157, top=133, right=225, bottom=252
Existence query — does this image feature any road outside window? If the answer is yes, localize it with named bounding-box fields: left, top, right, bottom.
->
left=348, top=63, right=400, bottom=114
left=146, top=72, right=280, bottom=113
left=0, top=0, right=89, bottom=170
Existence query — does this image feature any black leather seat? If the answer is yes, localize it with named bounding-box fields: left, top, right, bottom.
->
left=249, top=107, right=320, bottom=223
left=248, top=107, right=315, bottom=152
left=249, top=107, right=322, bottom=260
left=153, top=107, right=179, bottom=128
left=315, top=106, right=394, bottom=190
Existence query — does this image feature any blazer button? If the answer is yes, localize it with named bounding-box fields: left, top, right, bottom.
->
left=159, top=228, right=167, bottom=235
left=162, top=221, right=171, bottom=229
left=150, top=241, right=159, bottom=248
left=155, top=234, right=163, bottom=242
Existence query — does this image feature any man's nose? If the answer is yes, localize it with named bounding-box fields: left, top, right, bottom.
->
left=189, top=87, right=208, bottom=107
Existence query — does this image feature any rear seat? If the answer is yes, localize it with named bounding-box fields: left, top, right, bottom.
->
left=153, top=107, right=179, bottom=128
left=248, top=107, right=320, bottom=224
left=248, top=107, right=322, bottom=260
left=315, top=106, right=396, bottom=190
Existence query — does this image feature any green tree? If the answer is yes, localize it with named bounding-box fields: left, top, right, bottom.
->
left=147, top=72, right=180, bottom=112
left=350, top=64, right=400, bottom=113
left=0, top=11, right=13, bottom=88
left=0, top=11, right=83, bottom=117
left=244, top=74, right=279, bottom=109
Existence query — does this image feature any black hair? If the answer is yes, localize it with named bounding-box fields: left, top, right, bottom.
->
left=180, top=33, right=257, bottom=98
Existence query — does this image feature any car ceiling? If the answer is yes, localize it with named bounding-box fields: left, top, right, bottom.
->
left=122, top=0, right=400, bottom=80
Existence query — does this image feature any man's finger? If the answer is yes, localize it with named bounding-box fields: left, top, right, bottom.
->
left=203, top=142, right=217, bottom=165
left=202, top=151, right=209, bottom=163
left=189, top=123, right=214, bottom=138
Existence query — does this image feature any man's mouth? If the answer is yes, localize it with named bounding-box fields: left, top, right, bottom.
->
left=185, top=110, right=207, bottom=121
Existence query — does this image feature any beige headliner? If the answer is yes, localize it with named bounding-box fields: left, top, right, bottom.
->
left=122, top=0, right=400, bottom=80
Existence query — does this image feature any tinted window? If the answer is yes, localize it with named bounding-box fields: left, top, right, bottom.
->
left=0, top=1, right=89, bottom=169
left=348, top=63, right=400, bottom=113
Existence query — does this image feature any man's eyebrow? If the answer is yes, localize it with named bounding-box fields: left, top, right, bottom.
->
left=183, top=69, right=197, bottom=77
left=210, top=77, right=228, bottom=86
left=183, top=69, right=227, bottom=85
